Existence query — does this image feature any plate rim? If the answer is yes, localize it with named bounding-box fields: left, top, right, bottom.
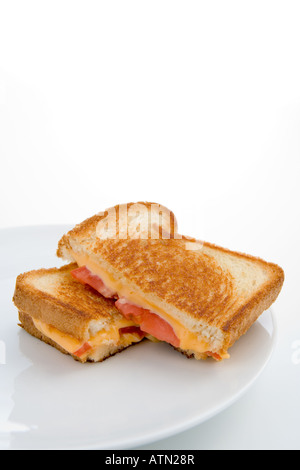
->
left=82, top=310, right=278, bottom=450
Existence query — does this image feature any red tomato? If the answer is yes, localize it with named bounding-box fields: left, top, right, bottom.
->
left=115, top=299, right=180, bottom=348
left=206, top=351, right=222, bottom=361
left=115, top=301, right=145, bottom=322
left=119, top=326, right=145, bottom=338
left=73, top=342, right=92, bottom=358
left=71, top=266, right=116, bottom=298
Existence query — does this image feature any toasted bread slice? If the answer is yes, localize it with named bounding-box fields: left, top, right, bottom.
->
left=13, top=264, right=144, bottom=363
left=57, top=204, right=284, bottom=360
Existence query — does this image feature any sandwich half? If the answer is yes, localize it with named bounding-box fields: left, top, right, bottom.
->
left=57, top=203, right=285, bottom=361
left=13, top=263, right=145, bottom=363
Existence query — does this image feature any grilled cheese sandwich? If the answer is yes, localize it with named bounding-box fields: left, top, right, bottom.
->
left=13, top=264, right=145, bottom=363
left=57, top=202, right=284, bottom=361
left=69, top=252, right=226, bottom=358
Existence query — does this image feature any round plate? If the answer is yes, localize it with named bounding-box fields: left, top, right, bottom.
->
left=0, top=226, right=277, bottom=450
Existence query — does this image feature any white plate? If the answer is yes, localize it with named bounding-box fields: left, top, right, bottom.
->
left=0, top=226, right=277, bottom=450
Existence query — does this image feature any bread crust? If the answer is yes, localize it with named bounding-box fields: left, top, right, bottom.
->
left=201, top=240, right=284, bottom=348
left=57, top=201, right=178, bottom=259
left=13, top=264, right=124, bottom=341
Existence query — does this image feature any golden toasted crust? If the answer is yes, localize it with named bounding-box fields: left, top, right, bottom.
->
left=57, top=205, right=284, bottom=354
left=18, top=311, right=132, bottom=363
left=95, top=238, right=234, bottom=321
left=13, top=263, right=124, bottom=341
left=57, top=201, right=178, bottom=260
left=201, top=240, right=284, bottom=348
left=174, top=346, right=209, bottom=361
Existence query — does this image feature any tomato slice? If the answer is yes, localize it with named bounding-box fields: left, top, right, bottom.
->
left=115, top=301, right=145, bottom=322
left=71, top=266, right=116, bottom=298
left=73, top=342, right=92, bottom=358
left=119, top=326, right=145, bottom=338
left=140, top=312, right=180, bottom=347
left=115, top=299, right=180, bottom=348
left=205, top=351, right=222, bottom=361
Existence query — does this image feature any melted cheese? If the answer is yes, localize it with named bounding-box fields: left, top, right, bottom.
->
left=32, top=317, right=141, bottom=360
left=70, top=251, right=228, bottom=358
left=33, top=318, right=83, bottom=354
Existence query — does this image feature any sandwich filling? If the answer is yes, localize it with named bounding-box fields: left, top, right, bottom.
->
left=70, top=260, right=229, bottom=360
left=32, top=316, right=144, bottom=362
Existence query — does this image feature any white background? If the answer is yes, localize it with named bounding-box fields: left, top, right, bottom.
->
left=0, top=1, right=299, bottom=449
